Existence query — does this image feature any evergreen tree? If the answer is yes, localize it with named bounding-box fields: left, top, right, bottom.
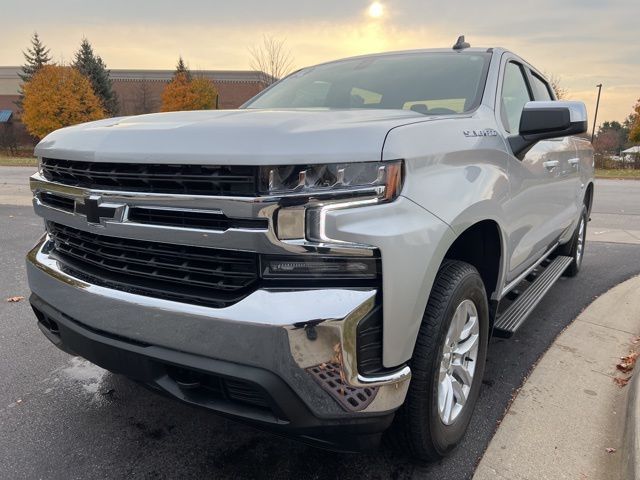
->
left=630, top=100, right=640, bottom=144
left=174, top=56, right=192, bottom=81
left=73, top=38, right=119, bottom=115
left=19, top=32, right=52, bottom=82
left=161, top=74, right=218, bottom=112
left=17, top=32, right=52, bottom=110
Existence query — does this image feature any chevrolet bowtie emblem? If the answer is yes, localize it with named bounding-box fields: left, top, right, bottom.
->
left=75, top=196, right=119, bottom=224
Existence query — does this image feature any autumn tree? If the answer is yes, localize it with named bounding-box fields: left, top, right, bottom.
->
left=161, top=73, right=218, bottom=112
left=22, top=65, right=106, bottom=139
left=249, top=35, right=294, bottom=87
left=630, top=99, right=640, bottom=143
left=593, top=129, right=620, bottom=156
left=595, top=121, right=630, bottom=154
left=73, top=38, right=119, bottom=115
left=17, top=32, right=52, bottom=110
left=161, top=58, right=217, bottom=112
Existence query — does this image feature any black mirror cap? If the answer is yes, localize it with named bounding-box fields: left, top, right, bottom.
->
left=509, top=101, right=588, bottom=157
left=520, top=107, right=568, bottom=135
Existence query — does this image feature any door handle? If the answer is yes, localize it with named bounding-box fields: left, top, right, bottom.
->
left=568, top=158, right=580, bottom=169
left=543, top=160, right=559, bottom=171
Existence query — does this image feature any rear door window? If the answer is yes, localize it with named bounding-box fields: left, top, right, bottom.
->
left=530, top=73, right=553, bottom=101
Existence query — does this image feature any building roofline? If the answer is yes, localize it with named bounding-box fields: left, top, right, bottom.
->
left=0, top=66, right=269, bottom=83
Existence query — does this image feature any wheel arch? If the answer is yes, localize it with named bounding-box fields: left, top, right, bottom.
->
left=443, top=219, right=505, bottom=305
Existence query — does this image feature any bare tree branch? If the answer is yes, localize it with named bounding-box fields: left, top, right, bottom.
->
left=249, top=36, right=294, bottom=87
left=135, top=80, right=155, bottom=114
left=545, top=73, right=568, bottom=100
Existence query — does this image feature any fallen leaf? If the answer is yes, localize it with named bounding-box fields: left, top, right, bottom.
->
left=632, top=337, right=640, bottom=345
left=614, top=377, right=630, bottom=387
left=331, top=343, right=343, bottom=366
left=605, top=447, right=616, bottom=454
left=617, top=352, right=640, bottom=373
left=6, top=296, right=25, bottom=303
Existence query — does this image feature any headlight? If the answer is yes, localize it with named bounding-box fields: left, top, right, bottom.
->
left=259, top=160, right=403, bottom=200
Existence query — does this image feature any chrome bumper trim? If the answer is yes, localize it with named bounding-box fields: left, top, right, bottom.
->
left=358, top=367, right=412, bottom=386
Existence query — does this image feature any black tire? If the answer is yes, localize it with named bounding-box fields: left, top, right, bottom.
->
left=560, top=206, right=587, bottom=277
left=388, top=260, right=489, bottom=462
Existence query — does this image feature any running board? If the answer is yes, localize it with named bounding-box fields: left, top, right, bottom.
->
left=493, top=255, right=573, bottom=337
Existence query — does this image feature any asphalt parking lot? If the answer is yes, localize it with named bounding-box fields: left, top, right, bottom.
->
left=1, top=172, right=639, bottom=479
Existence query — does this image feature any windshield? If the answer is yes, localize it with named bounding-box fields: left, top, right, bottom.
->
left=244, top=52, right=491, bottom=115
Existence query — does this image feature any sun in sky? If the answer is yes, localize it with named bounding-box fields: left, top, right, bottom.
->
left=368, top=2, right=384, bottom=18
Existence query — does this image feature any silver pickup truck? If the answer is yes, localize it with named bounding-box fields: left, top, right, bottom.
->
left=26, top=41, right=593, bottom=460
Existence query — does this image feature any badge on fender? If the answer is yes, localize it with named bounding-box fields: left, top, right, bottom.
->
left=463, top=129, right=498, bottom=137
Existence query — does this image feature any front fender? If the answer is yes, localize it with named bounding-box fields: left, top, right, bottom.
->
left=323, top=196, right=456, bottom=367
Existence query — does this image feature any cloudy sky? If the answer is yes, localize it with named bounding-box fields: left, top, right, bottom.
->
left=2, top=0, right=638, bottom=125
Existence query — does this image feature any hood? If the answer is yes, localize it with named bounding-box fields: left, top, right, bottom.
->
left=35, top=109, right=432, bottom=165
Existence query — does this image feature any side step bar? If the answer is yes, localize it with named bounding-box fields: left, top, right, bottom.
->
left=493, top=255, right=573, bottom=337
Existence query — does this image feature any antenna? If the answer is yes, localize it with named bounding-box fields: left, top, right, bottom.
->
left=453, top=35, right=470, bottom=50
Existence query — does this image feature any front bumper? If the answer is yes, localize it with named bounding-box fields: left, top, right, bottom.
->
left=26, top=235, right=410, bottom=449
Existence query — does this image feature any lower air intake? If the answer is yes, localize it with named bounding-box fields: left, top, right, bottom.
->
left=307, top=362, right=378, bottom=412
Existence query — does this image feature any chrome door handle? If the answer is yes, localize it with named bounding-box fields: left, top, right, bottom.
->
left=543, top=160, right=559, bottom=171
left=568, top=158, right=580, bottom=169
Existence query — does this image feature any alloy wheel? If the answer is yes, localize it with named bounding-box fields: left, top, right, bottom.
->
left=576, top=217, right=585, bottom=266
left=437, top=299, right=480, bottom=425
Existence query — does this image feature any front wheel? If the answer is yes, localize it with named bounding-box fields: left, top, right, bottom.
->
left=561, top=206, right=587, bottom=277
left=389, top=260, right=489, bottom=461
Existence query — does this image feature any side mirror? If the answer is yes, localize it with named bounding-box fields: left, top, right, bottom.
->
left=509, top=101, right=588, bottom=157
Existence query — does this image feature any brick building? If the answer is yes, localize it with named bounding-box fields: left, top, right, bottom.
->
left=0, top=66, right=267, bottom=146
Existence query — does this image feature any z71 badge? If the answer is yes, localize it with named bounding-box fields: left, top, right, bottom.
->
left=463, top=129, right=498, bottom=137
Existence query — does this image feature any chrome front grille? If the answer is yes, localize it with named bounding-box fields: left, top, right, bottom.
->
left=127, top=207, right=268, bottom=231
left=41, top=158, right=259, bottom=196
left=40, top=192, right=75, bottom=212
left=31, top=168, right=379, bottom=256
left=47, top=222, right=260, bottom=308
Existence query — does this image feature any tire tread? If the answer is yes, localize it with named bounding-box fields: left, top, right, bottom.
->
left=388, top=260, right=483, bottom=461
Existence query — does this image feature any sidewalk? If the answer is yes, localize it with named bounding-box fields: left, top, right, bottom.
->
left=475, top=275, right=640, bottom=480
left=0, top=166, right=36, bottom=206
left=588, top=228, right=640, bottom=245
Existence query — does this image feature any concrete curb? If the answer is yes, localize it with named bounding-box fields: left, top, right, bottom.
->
left=624, top=370, right=640, bottom=479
